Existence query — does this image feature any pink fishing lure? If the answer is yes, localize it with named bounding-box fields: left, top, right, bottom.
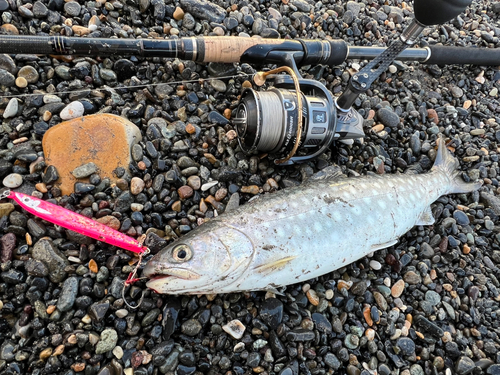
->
left=7, top=190, right=147, bottom=254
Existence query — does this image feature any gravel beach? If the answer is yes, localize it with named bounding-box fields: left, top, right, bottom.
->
left=1, top=0, right=500, bottom=375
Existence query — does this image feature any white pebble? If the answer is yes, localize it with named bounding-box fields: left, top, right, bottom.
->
left=388, top=65, right=397, bottom=74
left=43, top=94, right=62, bottom=103
left=115, top=309, right=129, bottom=318
left=222, top=319, right=246, bottom=339
left=131, top=203, right=144, bottom=212
left=124, top=368, right=134, bottom=375
left=60, top=101, right=84, bottom=120
left=3, top=98, right=18, bottom=119
left=369, top=260, right=382, bottom=270
left=325, top=289, right=334, bottom=300
left=233, top=342, right=245, bottom=352
left=113, top=346, right=124, bottom=359
left=81, top=314, right=92, bottom=324
left=3, top=173, right=23, bottom=188
left=201, top=181, right=218, bottom=191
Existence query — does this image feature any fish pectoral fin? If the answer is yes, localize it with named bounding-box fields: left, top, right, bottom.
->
left=253, top=255, right=297, bottom=275
left=415, top=206, right=435, bottom=226
left=370, top=239, right=398, bottom=252
left=264, top=286, right=285, bottom=296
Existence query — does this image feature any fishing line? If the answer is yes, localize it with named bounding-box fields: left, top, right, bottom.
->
left=0, top=73, right=251, bottom=100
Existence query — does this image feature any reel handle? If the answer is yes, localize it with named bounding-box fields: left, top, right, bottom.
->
left=414, top=0, right=473, bottom=26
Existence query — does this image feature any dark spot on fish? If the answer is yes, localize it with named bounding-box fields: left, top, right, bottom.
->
left=275, top=208, right=285, bottom=213
left=262, top=245, right=275, bottom=250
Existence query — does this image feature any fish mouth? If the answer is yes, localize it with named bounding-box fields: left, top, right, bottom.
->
left=144, top=267, right=201, bottom=281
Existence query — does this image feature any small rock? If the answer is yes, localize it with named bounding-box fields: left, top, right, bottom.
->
left=222, top=319, right=246, bottom=339
left=60, top=101, right=84, bottom=120
left=95, top=329, right=118, bottom=354
left=3, top=173, right=23, bottom=188
left=71, top=162, right=98, bottom=178
left=455, top=356, right=475, bottom=375
left=181, top=319, right=202, bottom=336
left=3, top=98, right=18, bottom=118
left=130, top=177, right=145, bottom=195
left=56, top=277, right=79, bottom=312
left=18, top=65, right=39, bottom=83
left=391, top=279, right=405, bottom=298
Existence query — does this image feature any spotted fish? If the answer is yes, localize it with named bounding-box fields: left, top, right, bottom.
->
left=143, top=137, right=482, bottom=294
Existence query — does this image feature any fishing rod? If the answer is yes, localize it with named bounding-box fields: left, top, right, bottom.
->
left=0, top=0, right=495, bottom=165
left=1, top=34, right=498, bottom=66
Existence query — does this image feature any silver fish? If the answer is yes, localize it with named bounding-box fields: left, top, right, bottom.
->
left=143, top=137, right=482, bottom=294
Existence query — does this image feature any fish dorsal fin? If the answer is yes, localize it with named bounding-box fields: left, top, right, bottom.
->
left=310, top=166, right=346, bottom=181
left=253, top=255, right=297, bottom=276
left=415, top=206, right=435, bottom=226
left=370, top=239, right=398, bottom=251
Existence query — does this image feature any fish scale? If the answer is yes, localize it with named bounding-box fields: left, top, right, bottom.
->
left=144, top=138, right=482, bottom=294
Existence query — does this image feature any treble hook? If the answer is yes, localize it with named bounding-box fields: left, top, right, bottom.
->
left=122, top=247, right=150, bottom=310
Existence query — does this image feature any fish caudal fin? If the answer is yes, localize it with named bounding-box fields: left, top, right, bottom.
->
left=432, top=136, right=483, bottom=194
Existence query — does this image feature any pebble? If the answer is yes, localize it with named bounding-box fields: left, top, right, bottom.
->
left=182, top=319, right=202, bottom=336
left=222, top=319, right=246, bottom=339
left=64, top=1, right=81, bottom=16
left=3, top=173, right=23, bottom=188
left=60, top=101, right=84, bottom=120
left=72, top=162, right=98, bottom=178
left=377, top=107, right=400, bottom=128
left=56, top=276, right=79, bottom=312
left=130, top=177, right=145, bottom=194
left=3, top=98, right=18, bottom=118
left=95, top=329, right=118, bottom=354
left=18, top=66, right=39, bottom=83
left=391, top=279, right=405, bottom=298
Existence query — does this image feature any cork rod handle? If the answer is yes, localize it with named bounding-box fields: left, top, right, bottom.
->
left=202, top=37, right=285, bottom=63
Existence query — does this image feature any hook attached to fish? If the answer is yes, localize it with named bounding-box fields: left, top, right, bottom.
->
left=1, top=189, right=149, bottom=308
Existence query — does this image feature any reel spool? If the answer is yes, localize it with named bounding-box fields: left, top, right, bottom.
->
left=233, top=76, right=338, bottom=165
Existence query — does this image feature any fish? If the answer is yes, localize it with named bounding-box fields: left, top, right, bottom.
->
left=143, top=137, right=482, bottom=295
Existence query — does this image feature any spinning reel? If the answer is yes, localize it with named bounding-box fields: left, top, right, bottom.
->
left=233, top=0, right=473, bottom=165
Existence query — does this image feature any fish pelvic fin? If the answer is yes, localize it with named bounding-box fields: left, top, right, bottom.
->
left=416, top=206, right=435, bottom=226
left=432, top=135, right=483, bottom=194
left=370, top=239, right=398, bottom=252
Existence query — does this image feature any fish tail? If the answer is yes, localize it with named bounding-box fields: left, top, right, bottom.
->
left=432, top=135, right=482, bottom=194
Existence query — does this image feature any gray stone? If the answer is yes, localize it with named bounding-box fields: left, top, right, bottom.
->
left=109, top=276, right=125, bottom=299
left=324, top=353, right=341, bottom=370
left=57, top=277, right=79, bottom=312
left=95, top=329, right=118, bottom=354
left=33, top=1, right=48, bottom=17
left=377, top=107, right=400, bottom=128
left=72, top=162, right=98, bottom=178
left=181, top=319, right=202, bottom=336
left=0, top=55, right=16, bottom=74
left=292, top=0, right=311, bottom=12
left=64, top=1, right=81, bottom=16
left=0, top=69, right=15, bottom=86
left=396, top=337, right=415, bottom=356
left=455, top=356, right=475, bottom=375
left=425, top=290, right=441, bottom=306
left=179, top=0, right=226, bottom=22
left=32, top=238, right=70, bottom=283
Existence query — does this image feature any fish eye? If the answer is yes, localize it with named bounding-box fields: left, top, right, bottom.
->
left=172, top=244, right=192, bottom=262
